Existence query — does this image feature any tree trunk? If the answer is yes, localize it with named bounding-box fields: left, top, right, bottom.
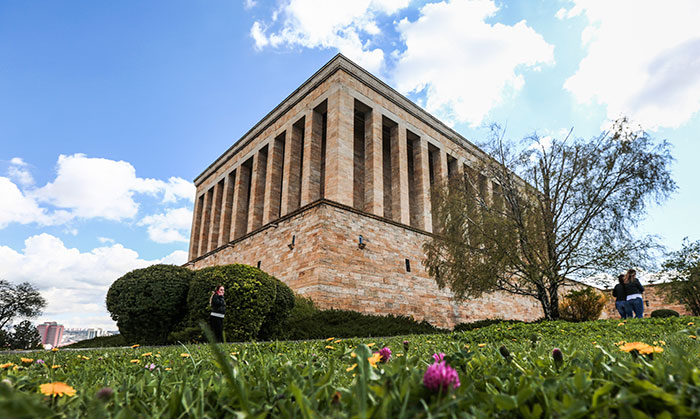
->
left=548, top=286, right=560, bottom=320
left=536, top=285, right=554, bottom=320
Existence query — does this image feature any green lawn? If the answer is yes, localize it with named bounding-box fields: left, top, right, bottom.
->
left=1, top=317, right=699, bottom=417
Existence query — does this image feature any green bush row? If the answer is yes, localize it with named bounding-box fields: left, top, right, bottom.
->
left=277, top=295, right=446, bottom=340
left=105, top=264, right=294, bottom=345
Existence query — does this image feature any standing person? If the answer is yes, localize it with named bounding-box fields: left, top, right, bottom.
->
left=623, top=269, right=645, bottom=318
left=209, top=285, right=225, bottom=342
left=612, top=274, right=630, bottom=318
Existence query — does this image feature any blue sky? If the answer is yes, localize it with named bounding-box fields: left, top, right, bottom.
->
left=1, top=0, right=699, bottom=330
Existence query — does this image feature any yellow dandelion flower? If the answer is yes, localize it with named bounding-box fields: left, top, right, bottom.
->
left=367, top=352, right=382, bottom=368
left=165, top=367, right=172, bottom=371
left=512, top=338, right=517, bottom=342
left=659, top=340, right=666, bottom=345
left=155, top=354, right=161, bottom=358
left=180, top=353, right=190, bottom=358
left=334, top=339, right=342, bottom=344
left=617, top=322, right=625, bottom=327
left=131, top=344, right=140, bottom=349
left=478, top=343, right=486, bottom=348
left=690, top=335, right=697, bottom=340
left=51, top=365, right=61, bottom=369
left=351, top=352, right=357, bottom=358
left=326, top=337, right=335, bottom=341
left=688, top=322, right=695, bottom=326
left=130, top=359, right=140, bottom=364
left=615, top=341, right=626, bottom=346
left=396, top=353, right=404, bottom=357
left=20, top=358, right=33, bottom=364
left=366, top=343, right=375, bottom=347
left=325, top=345, right=335, bottom=349
left=591, top=341, right=597, bottom=345
left=51, top=347, right=59, bottom=352
left=39, top=382, right=76, bottom=397
left=0, top=363, right=15, bottom=369
left=141, top=352, right=152, bottom=357
left=346, top=363, right=357, bottom=372
left=464, top=344, right=470, bottom=349
left=619, top=342, right=664, bottom=355
left=230, top=352, right=238, bottom=356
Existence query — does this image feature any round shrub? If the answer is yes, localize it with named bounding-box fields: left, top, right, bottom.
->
left=185, top=264, right=293, bottom=342
left=651, top=309, right=680, bottom=318
left=106, top=264, right=193, bottom=344
left=257, top=277, right=295, bottom=341
left=559, top=287, right=607, bottom=322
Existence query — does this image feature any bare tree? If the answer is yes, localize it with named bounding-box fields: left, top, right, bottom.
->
left=423, top=119, right=675, bottom=320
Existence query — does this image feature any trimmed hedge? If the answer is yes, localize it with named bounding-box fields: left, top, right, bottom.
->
left=651, top=308, right=680, bottom=318
left=277, top=301, right=446, bottom=340
left=64, top=334, right=126, bottom=349
left=106, top=264, right=193, bottom=345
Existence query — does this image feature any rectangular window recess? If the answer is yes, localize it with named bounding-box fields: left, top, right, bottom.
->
left=405, top=259, right=411, bottom=272
left=257, top=261, right=261, bottom=269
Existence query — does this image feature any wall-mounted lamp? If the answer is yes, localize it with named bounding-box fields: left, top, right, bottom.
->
left=358, top=235, right=366, bottom=250
left=288, top=235, right=296, bottom=250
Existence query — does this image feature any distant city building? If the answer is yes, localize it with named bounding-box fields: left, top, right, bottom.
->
left=60, top=328, right=112, bottom=346
left=36, top=322, right=64, bottom=348
left=61, top=327, right=119, bottom=346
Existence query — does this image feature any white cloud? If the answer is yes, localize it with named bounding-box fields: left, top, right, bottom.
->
left=0, top=234, right=188, bottom=329
left=97, top=237, right=115, bottom=244
left=0, top=177, right=71, bottom=228
left=2, top=154, right=195, bottom=233
left=10, top=157, right=27, bottom=166
left=562, top=0, right=700, bottom=129
left=243, top=0, right=257, bottom=10
left=393, top=0, right=554, bottom=126
left=162, top=177, right=196, bottom=203
left=7, top=157, right=34, bottom=186
left=18, top=154, right=194, bottom=223
left=250, top=0, right=410, bottom=73
left=139, top=207, right=193, bottom=243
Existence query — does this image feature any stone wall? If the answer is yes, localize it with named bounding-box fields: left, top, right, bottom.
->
left=190, top=200, right=584, bottom=328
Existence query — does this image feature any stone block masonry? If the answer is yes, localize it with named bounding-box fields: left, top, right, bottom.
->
left=186, top=54, right=582, bottom=328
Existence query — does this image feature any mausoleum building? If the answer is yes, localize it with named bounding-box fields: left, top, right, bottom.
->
left=186, top=54, right=547, bottom=328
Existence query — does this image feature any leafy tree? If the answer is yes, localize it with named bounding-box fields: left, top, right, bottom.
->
left=0, top=280, right=46, bottom=329
left=106, top=264, right=193, bottom=344
left=9, top=320, right=42, bottom=350
left=424, top=119, right=675, bottom=320
left=659, top=239, right=700, bottom=315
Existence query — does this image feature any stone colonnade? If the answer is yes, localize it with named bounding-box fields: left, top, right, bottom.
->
left=189, top=88, right=473, bottom=260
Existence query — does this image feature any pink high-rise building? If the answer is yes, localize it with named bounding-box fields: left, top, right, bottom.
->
left=36, top=322, right=64, bottom=348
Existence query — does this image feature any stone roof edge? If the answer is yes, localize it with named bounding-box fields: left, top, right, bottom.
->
left=193, top=53, right=488, bottom=186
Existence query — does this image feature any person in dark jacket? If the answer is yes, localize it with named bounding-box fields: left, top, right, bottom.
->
left=209, top=285, right=225, bottom=342
left=612, top=274, right=630, bottom=318
left=623, top=269, right=645, bottom=318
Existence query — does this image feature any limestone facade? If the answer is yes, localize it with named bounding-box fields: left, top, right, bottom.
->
left=186, top=54, right=577, bottom=328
